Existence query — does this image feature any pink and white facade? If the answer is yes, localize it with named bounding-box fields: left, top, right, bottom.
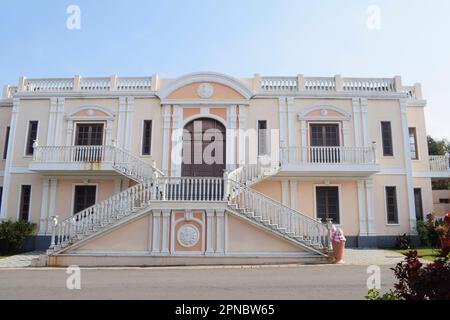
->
left=0, top=72, right=446, bottom=266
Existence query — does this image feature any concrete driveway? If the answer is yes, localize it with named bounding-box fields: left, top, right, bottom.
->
left=0, top=264, right=397, bottom=300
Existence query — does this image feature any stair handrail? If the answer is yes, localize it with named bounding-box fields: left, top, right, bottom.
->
left=112, top=146, right=165, bottom=182
left=227, top=154, right=280, bottom=185
left=51, top=180, right=154, bottom=248
left=226, top=179, right=333, bottom=250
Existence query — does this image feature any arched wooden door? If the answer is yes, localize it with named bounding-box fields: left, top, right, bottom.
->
left=182, top=118, right=226, bottom=177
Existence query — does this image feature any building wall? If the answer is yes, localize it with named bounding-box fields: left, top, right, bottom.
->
left=0, top=73, right=438, bottom=250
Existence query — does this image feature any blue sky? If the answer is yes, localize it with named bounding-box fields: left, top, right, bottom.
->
left=1, top=0, right=449, bottom=138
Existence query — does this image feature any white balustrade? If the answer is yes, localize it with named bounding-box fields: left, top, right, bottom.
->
left=402, top=86, right=416, bottom=99
left=51, top=177, right=225, bottom=248
left=32, top=145, right=164, bottom=182
left=33, top=145, right=115, bottom=163
left=304, top=77, right=336, bottom=91
left=429, top=155, right=450, bottom=172
left=117, top=77, right=152, bottom=91
left=260, top=77, right=298, bottom=92
left=80, top=77, right=111, bottom=91
left=227, top=179, right=331, bottom=250
left=24, top=78, right=74, bottom=92
left=7, top=86, right=18, bottom=98
left=113, top=147, right=164, bottom=181
left=343, top=78, right=395, bottom=92
left=11, top=75, right=420, bottom=100
left=153, top=177, right=224, bottom=202
left=227, top=155, right=279, bottom=185
left=281, top=146, right=377, bottom=165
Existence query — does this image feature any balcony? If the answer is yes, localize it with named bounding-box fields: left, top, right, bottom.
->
left=279, top=146, right=380, bottom=177
left=29, top=145, right=117, bottom=174
left=429, top=155, right=450, bottom=178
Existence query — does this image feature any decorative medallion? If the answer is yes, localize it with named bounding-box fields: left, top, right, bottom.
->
left=320, top=109, right=328, bottom=116
left=177, top=224, right=200, bottom=248
left=197, top=83, right=214, bottom=98
left=87, top=109, right=95, bottom=116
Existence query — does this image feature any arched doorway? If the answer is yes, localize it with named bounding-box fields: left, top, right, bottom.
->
left=182, top=118, right=226, bottom=177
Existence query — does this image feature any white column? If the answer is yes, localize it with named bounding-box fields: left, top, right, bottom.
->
left=151, top=210, right=161, bottom=254
left=0, top=98, right=20, bottom=220
left=171, top=105, right=183, bottom=177
left=216, top=209, right=225, bottom=254
left=300, top=120, right=307, bottom=163
left=46, top=178, right=57, bottom=234
left=206, top=209, right=215, bottom=254
left=289, top=180, right=298, bottom=211
left=238, top=105, right=247, bottom=166
left=281, top=180, right=289, bottom=207
left=38, top=178, right=50, bottom=235
left=360, top=98, right=370, bottom=147
left=124, top=97, right=134, bottom=151
left=357, top=179, right=368, bottom=236
left=53, top=98, right=65, bottom=146
left=114, top=178, right=122, bottom=194
left=365, top=178, right=376, bottom=235
left=352, top=98, right=362, bottom=148
left=65, top=121, right=74, bottom=146
left=343, top=122, right=350, bottom=147
left=162, top=105, right=171, bottom=175
left=400, top=99, right=417, bottom=232
left=47, top=98, right=57, bottom=146
left=105, top=121, right=113, bottom=145
left=278, top=97, right=287, bottom=145
left=226, top=105, right=237, bottom=171
left=161, top=209, right=170, bottom=254
left=287, top=97, right=296, bottom=147
left=116, top=97, right=127, bottom=148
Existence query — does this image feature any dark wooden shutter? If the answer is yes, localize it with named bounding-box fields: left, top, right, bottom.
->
left=316, top=186, right=340, bottom=224
left=19, top=185, right=32, bottom=221
left=381, top=122, right=393, bottom=156
left=26, top=121, right=38, bottom=155
left=386, top=186, right=398, bottom=224
left=142, top=120, right=152, bottom=155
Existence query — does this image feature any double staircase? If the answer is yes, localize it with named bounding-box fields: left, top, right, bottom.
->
left=44, top=149, right=333, bottom=260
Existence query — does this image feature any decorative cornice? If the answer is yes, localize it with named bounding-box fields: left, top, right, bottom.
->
left=158, top=72, right=253, bottom=100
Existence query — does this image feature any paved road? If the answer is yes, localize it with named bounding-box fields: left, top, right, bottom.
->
left=0, top=265, right=396, bottom=300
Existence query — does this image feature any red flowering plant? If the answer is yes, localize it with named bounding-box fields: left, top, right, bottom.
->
left=391, top=251, right=450, bottom=300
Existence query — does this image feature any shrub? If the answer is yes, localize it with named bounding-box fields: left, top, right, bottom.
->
left=366, top=289, right=401, bottom=300
left=416, top=214, right=442, bottom=247
left=0, top=220, right=36, bottom=254
left=391, top=251, right=450, bottom=300
left=395, top=234, right=412, bottom=250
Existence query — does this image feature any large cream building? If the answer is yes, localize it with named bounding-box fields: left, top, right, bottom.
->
left=0, top=72, right=449, bottom=266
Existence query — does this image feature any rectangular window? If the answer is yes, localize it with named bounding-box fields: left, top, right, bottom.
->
left=19, top=185, right=32, bottom=221
left=25, top=121, right=38, bottom=156
left=75, top=123, right=104, bottom=146
left=3, top=126, right=10, bottom=160
left=385, top=186, right=399, bottom=224
left=258, top=120, right=268, bottom=155
left=310, top=124, right=340, bottom=147
left=414, top=188, right=424, bottom=221
left=381, top=122, right=393, bottom=156
left=0, top=186, right=3, bottom=212
left=409, top=128, right=418, bottom=160
left=141, top=120, right=153, bottom=156
left=316, top=186, right=340, bottom=224
left=73, top=185, right=97, bottom=214
left=439, top=199, right=450, bottom=204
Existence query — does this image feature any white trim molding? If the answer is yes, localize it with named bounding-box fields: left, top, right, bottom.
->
left=158, top=72, right=253, bottom=100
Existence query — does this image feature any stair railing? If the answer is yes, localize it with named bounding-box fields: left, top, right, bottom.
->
left=227, top=154, right=279, bottom=185
left=226, top=179, right=332, bottom=250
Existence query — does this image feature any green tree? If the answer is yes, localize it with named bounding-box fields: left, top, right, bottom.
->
left=427, top=136, right=450, bottom=156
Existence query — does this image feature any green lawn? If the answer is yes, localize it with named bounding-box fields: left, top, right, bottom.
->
left=393, top=248, right=440, bottom=262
